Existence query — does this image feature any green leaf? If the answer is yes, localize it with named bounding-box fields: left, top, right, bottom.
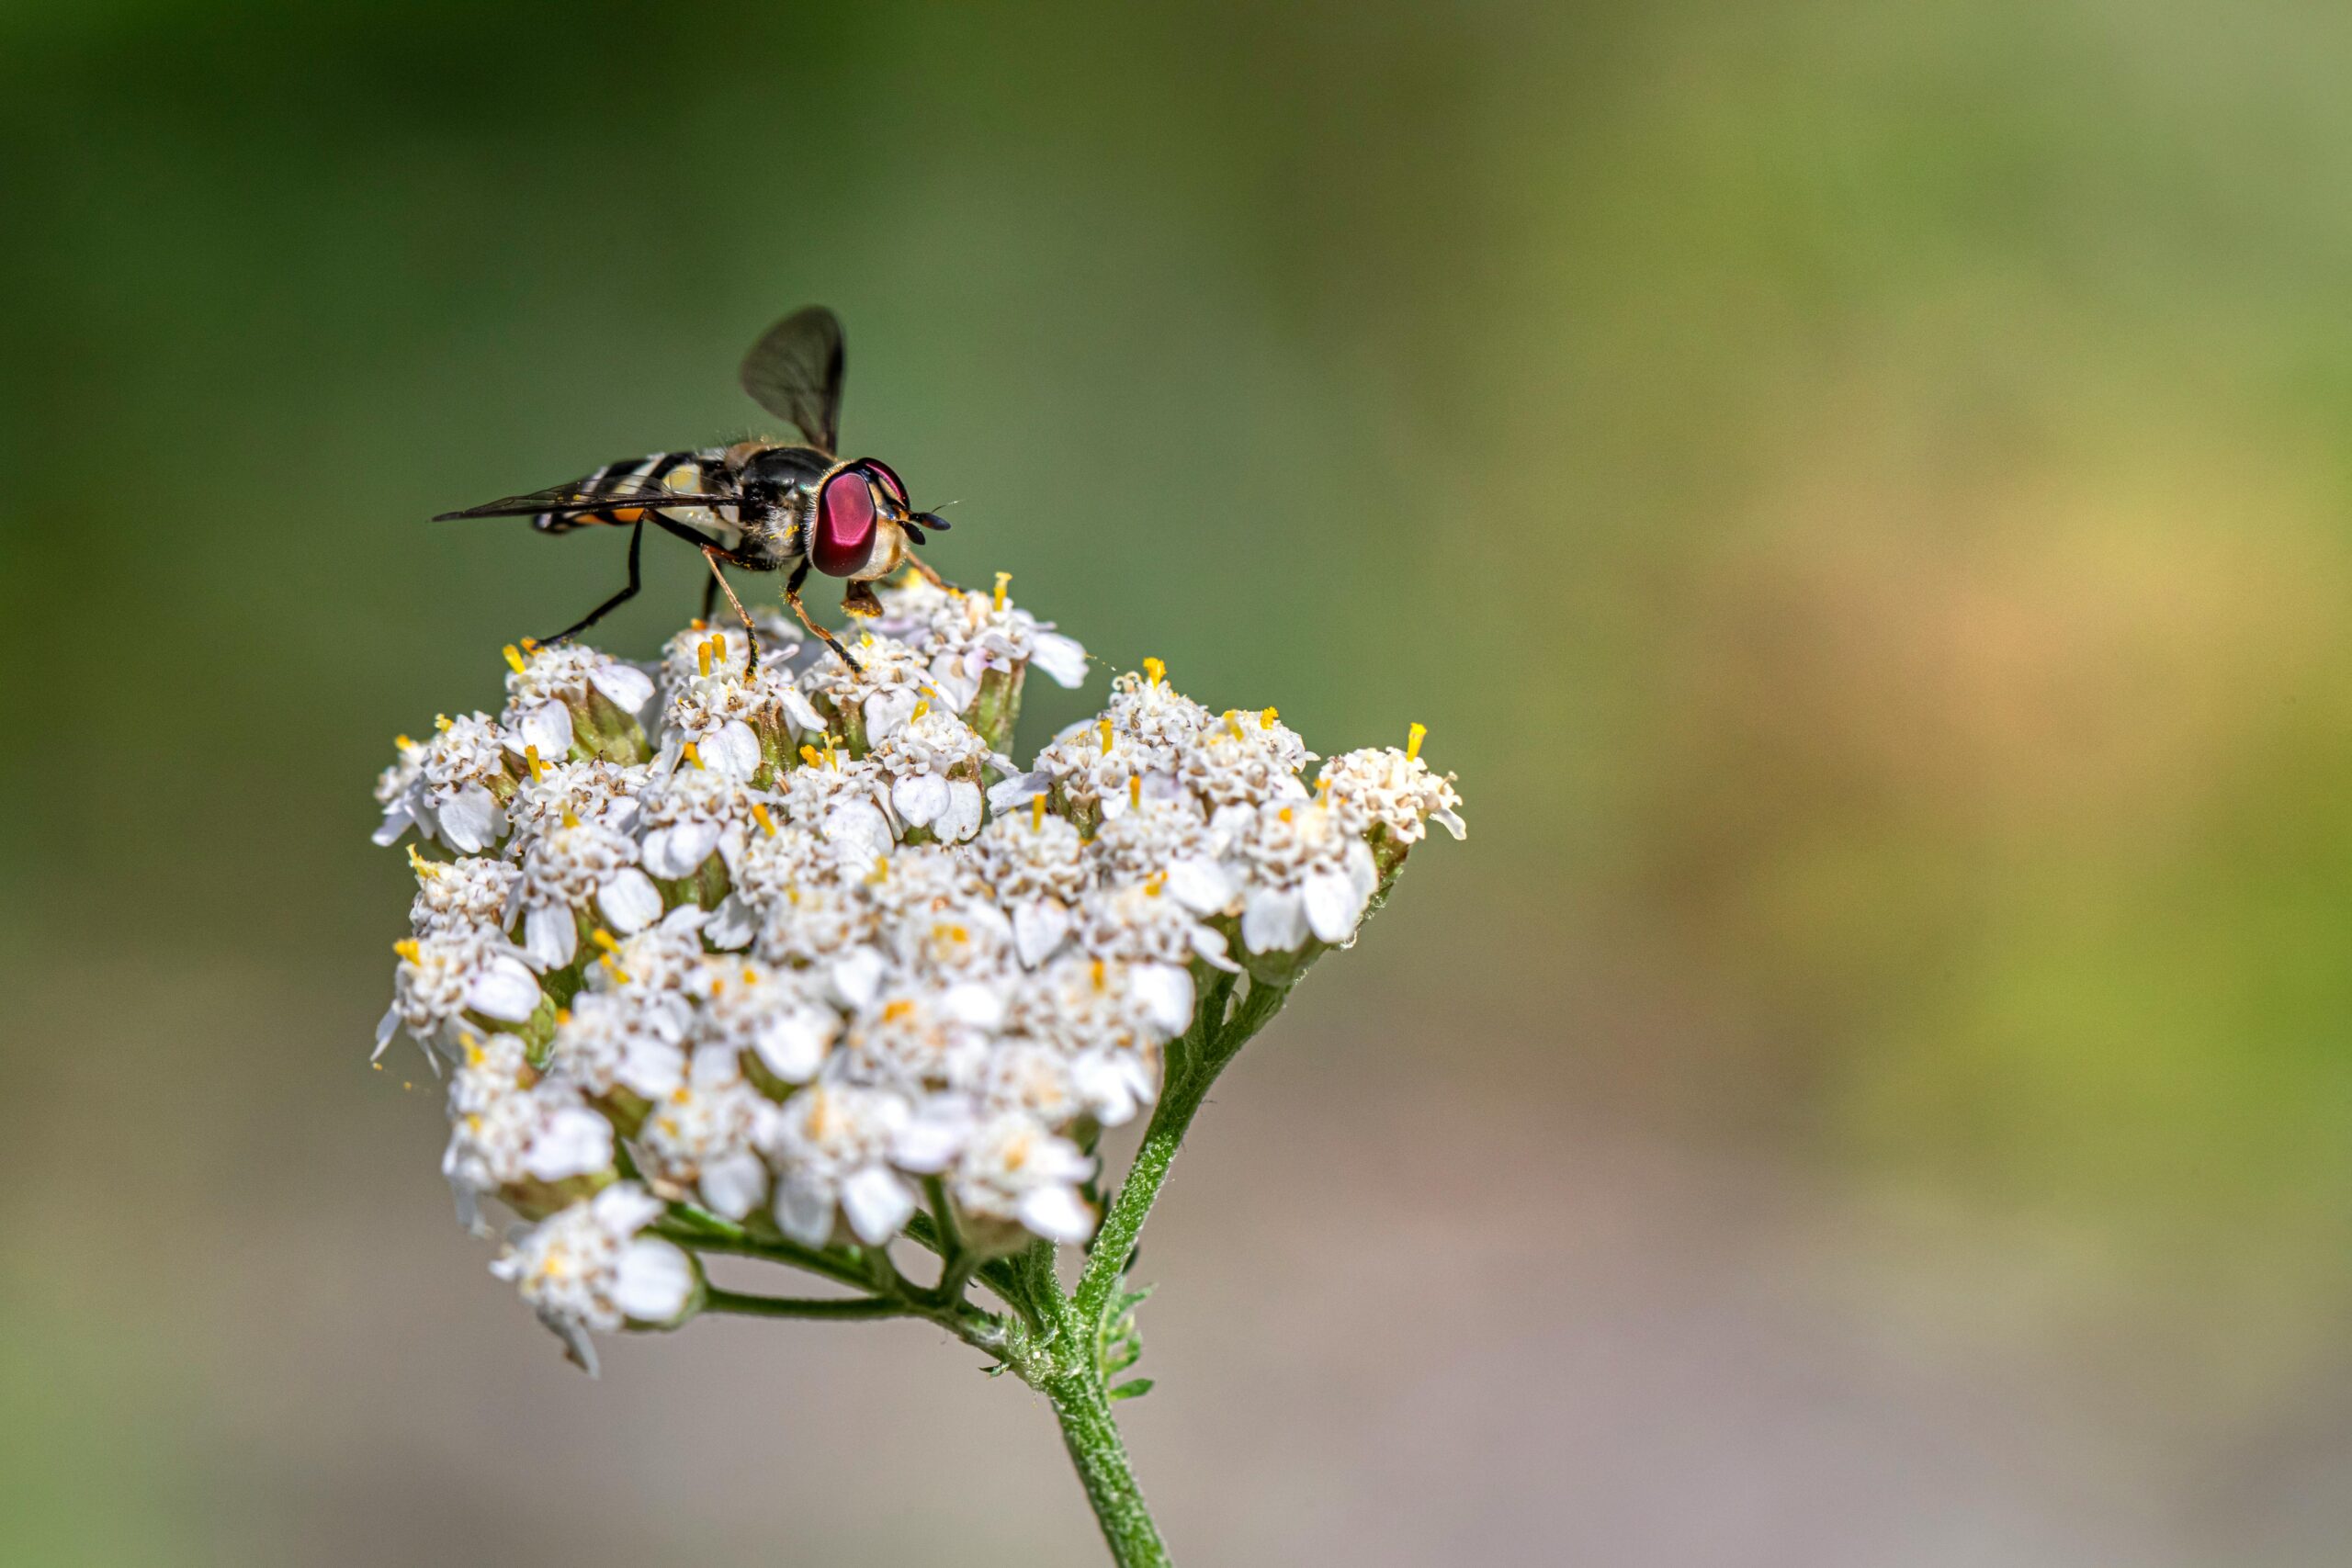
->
left=1108, top=1378, right=1155, bottom=1401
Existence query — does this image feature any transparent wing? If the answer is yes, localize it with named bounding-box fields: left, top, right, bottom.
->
left=433, top=457, right=740, bottom=533
left=739, top=306, right=845, bottom=454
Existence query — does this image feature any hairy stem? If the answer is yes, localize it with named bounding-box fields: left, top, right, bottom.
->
left=702, top=1287, right=912, bottom=1321
left=1044, top=1367, right=1170, bottom=1568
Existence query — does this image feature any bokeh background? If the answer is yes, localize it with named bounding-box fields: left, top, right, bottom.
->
left=6, top=1, right=2351, bottom=1562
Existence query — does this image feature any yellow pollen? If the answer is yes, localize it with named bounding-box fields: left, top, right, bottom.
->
left=560, top=807, right=580, bottom=829
left=519, top=637, right=538, bottom=653
left=591, top=929, right=620, bottom=953
left=690, top=617, right=708, bottom=632
left=870, top=855, right=890, bottom=884
left=1090, top=958, right=1106, bottom=991
left=1145, top=871, right=1166, bottom=896
left=1143, top=656, right=1165, bottom=686
left=752, top=801, right=778, bottom=837
left=372, top=1061, right=382, bottom=1071
left=1031, top=794, right=1046, bottom=830
left=555, top=1008, right=571, bottom=1025
left=709, top=977, right=724, bottom=997
left=393, top=939, right=421, bottom=963
left=696, top=639, right=713, bottom=678
left=394, top=734, right=413, bottom=751
left=993, top=570, right=1011, bottom=611
left=1261, top=706, right=1278, bottom=729
left=883, top=998, right=916, bottom=1022
left=524, top=744, right=546, bottom=781
left=861, top=633, right=876, bottom=648
left=1407, top=722, right=1427, bottom=761
left=912, top=699, right=929, bottom=720
left=742, top=967, right=760, bottom=986
left=434, top=714, right=452, bottom=732
left=599, top=954, right=632, bottom=985
left=1279, top=807, right=1294, bottom=823
left=502, top=643, right=526, bottom=674
left=1099, top=718, right=1114, bottom=756
left=800, top=743, right=823, bottom=768
left=1128, top=775, right=1141, bottom=809
left=682, top=740, right=703, bottom=770
left=1227, top=714, right=1246, bottom=740
left=406, top=844, right=437, bottom=877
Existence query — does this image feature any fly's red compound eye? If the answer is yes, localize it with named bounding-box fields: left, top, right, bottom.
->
left=856, top=457, right=908, bottom=507
left=811, top=468, right=878, bottom=577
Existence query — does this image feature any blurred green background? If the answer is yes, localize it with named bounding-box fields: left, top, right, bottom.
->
left=6, top=1, right=2351, bottom=1562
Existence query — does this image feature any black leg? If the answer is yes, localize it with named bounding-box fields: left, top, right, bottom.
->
left=785, top=558, right=861, bottom=672
left=538, top=520, right=643, bottom=644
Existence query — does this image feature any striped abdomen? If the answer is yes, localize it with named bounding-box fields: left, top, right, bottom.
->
left=535, top=447, right=744, bottom=540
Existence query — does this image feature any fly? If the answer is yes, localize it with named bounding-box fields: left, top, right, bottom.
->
left=435, top=306, right=953, bottom=671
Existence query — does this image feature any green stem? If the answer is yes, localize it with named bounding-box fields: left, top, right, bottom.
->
left=702, top=1287, right=912, bottom=1321
left=1072, top=976, right=1287, bottom=1324
left=1043, top=1367, right=1169, bottom=1568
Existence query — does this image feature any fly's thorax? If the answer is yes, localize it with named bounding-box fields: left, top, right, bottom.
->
left=848, top=516, right=913, bottom=582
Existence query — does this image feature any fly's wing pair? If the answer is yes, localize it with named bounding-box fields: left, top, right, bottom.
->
left=739, top=306, right=845, bottom=455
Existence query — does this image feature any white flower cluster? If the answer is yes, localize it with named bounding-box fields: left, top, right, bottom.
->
left=371, top=575, right=1462, bottom=1369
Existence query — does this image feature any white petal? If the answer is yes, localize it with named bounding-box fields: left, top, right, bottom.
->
left=643, top=819, right=720, bottom=880
left=589, top=662, right=655, bottom=714
left=372, top=1004, right=401, bottom=1058
left=372, top=802, right=415, bottom=847
left=1012, top=899, right=1071, bottom=968
left=941, top=980, right=1005, bottom=1031
left=705, top=893, right=758, bottom=951
left=1189, top=922, right=1241, bottom=971
left=829, top=946, right=888, bottom=1011
left=706, top=720, right=761, bottom=778
left=1164, top=858, right=1237, bottom=915
left=466, top=956, right=543, bottom=1022
left=617, top=1039, right=687, bottom=1100
left=1431, top=807, right=1465, bottom=840
left=891, top=773, right=950, bottom=828
left=1241, top=887, right=1309, bottom=954
left=823, top=800, right=895, bottom=862
left=987, top=771, right=1051, bottom=813
left=753, top=1006, right=836, bottom=1082
left=595, top=868, right=664, bottom=934
left=774, top=1175, right=837, bottom=1247
left=1302, top=869, right=1365, bottom=945
left=935, top=781, right=983, bottom=843
left=1132, top=964, right=1195, bottom=1040
left=698, top=1151, right=768, bottom=1221
left=517, top=702, right=574, bottom=761
left=438, top=785, right=505, bottom=854
left=1018, top=1184, right=1096, bottom=1243
left=864, top=687, right=919, bottom=743
left=840, top=1166, right=916, bottom=1245
left=779, top=686, right=826, bottom=732
left=891, top=1098, right=975, bottom=1172
left=526, top=1106, right=614, bottom=1181
left=524, top=903, right=579, bottom=969
left=613, top=1238, right=695, bottom=1323
left=1028, top=633, right=1090, bottom=689
left=594, top=1183, right=667, bottom=1233
left=1071, top=1050, right=1142, bottom=1126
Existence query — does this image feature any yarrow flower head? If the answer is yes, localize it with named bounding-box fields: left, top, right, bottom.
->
left=368, top=573, right=1461, bottom=1389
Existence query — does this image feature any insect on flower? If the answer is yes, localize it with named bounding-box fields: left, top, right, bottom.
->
left=435, top=307, right=954, bottom=671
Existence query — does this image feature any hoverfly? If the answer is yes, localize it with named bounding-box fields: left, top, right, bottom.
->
left=435, top=306, right=951, bottom=671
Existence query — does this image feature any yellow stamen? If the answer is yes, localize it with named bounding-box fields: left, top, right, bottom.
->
left=394, top=734, right=413, bottom=751
left=799, top=743, right=823, bottom=768
left=523, top=743, right=546, bottom=781
left=591, top=929, right=620, bottom=953
left=1145, top=871, right=1166, bottom=897
left=993, top=570, right=1011, bottom=611
left=560, top=807, right=580, bottom=829
left=883, top=998, right=915, bottom=1022
left=1261, top=706, right=1278, bottom=729
left=741, top=967, right=760, bottom=986
left=1227, top=713, right=1246, bottom=740
left=392, top=939, right=421, bottom=963
left=689, top=617, right=708, bottom=632
left=696, top=639, right=713, bottom=679
left=434, top=714, right=452, bottom=732
left=869, top=855, right=889, bottom=884
left=1090, top=958, right=1106, bottom=991
left=555, top=1008, right=571, bottom=1025
left=519, top=637, right=538, bottom=654
left=681, top=739, right=703, bottom=770
left=1278, top=807, right=1294, bottom=823
left=912, top=699, right=929, bottom=720
left=1407, top=722, right=1427, bottom=761
left=752, top=801, right=778, bottom=837
left=1143, top=656, right=1165, bottom=686
left=406, top=844, right=437, bottom=877
left=1128, top=775, right=1141, bottom=809
left=1098, top=717, right=1114, bottom=756
left=502, top=643, right=526, bottom=674
left=1031, top=794, right=1046, bottom=831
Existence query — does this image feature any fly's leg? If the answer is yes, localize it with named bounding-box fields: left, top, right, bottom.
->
left=786, top=558, right=863, bottom=673
left=699, top=569, right=720, bottom=626
left=901, top=551, right=952, bottom=591
left=538, top=519, right=644, bottom=644
left=700, top=547, right=762, bottom=672
left=842, top=581, right=884, bottom=617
